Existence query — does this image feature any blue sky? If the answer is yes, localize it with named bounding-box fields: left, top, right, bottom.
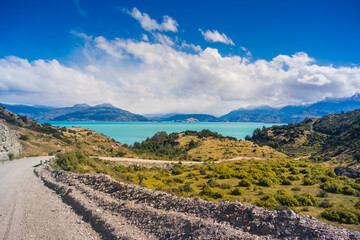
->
left=0, top=0, right=360, bottom=115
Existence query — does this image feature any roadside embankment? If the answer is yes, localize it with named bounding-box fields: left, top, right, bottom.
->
left=35, top=165, right=360, bottom=240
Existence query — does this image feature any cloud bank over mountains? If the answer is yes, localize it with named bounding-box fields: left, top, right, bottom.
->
left=0, top=8, right=360, bottom=115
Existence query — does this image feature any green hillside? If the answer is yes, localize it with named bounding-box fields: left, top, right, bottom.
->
left=248, top=109, right=360, bottom=163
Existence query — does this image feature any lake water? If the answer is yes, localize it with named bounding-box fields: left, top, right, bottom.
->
left=41, top=121, right=283, bottom=145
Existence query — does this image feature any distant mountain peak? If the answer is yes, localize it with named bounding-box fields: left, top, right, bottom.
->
left=94, top=103, right=117, bottom=109
left=73, top=103, right=90, bottom=108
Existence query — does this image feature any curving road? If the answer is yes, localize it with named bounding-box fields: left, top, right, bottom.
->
left=0, top=157, right=100, bottom=240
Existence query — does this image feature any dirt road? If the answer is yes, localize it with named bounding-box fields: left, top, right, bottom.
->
left=0, top=157, right=100, bottom=240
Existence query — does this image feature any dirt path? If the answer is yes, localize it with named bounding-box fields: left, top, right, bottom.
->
left=96, top=156, right=264, bottom=166
left=0, top=157, right=100, bottom=240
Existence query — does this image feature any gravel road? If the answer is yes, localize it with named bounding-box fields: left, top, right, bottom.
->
left=0, top=157, right=100, bottom=240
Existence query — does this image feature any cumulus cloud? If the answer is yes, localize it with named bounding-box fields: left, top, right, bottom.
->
left=200, top=29, right=235, bottom=45
left=1, top=34, right=360, bottom=115
left=127, top=8, right=178, bottom=32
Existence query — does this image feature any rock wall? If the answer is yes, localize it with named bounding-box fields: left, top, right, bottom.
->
left=0, top=120, right=22, bottom=161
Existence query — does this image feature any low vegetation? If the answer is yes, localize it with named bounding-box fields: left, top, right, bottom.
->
left=130, top=130, right=285, bottom=161
left=248, top=109, right=360, bottom=165
left=52, top=151, right=360, bottom=231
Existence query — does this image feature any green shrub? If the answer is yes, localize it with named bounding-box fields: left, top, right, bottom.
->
left=200, top=185, right=223, bottom=199
left=303, top=176, right=317, bottom=185
left=54, top=151, right=88, bottom=172
left=321, top=207, right=360, bottom=224
left=355, top=201, right=360, bottom=209
left=317, top=191, right=329, bottom=198
left=291, top=187, right=301, bottom=191
left=342, top=186, right=357, bottom=195
left=238, top=179, right=251, bottom=187
left=180, top=182, right=194, bottom=192
left=256, top=195, right=279, bottom=208
left=294, top=193, right=317, bottom=206
left=230, top=188, right=243, bottom=196
left=281, top=179, right=292, bottom=185
left=257, top=177, right=274, bottom=187
left=275, top=190, right=299, bottom=207
left=19, top=134, right=29, bottom=141
left=318, top=200, right=334, bottom=208
left=300, top=169, right=310, bottom=174
left=353, top=152, right=360, bottom=162
left=207, top=178, right=220, bottom=187
left=287, top=175, right=300, bottom=181
left=8, top=153, right=15, bottom=160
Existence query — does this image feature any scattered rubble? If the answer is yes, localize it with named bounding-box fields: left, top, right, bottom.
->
left=35, top=166, right=360, bottom=240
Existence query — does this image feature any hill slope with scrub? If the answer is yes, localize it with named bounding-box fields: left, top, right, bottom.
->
left=247, top=109, right=360, bottom=163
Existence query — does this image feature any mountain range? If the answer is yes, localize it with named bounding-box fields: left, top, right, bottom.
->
left=2, top=93, right=360, bottom=123
left=1, top=103, right=149, bottom=122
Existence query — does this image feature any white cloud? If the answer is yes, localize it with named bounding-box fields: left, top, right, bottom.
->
left=200, top=29, right=235, bottom=46
left=127, top=8, right=178, bottom=32
left=181, top=41, right=202, bottom=52
left=1, top=35, right=360, bottom=116
left=240, top=46, right=252, bottom=57
left=153, top=33, right=175, bottom=46
left=142, top=34, right=149, bottom=41
left=85, top=64, right=100, bottom=73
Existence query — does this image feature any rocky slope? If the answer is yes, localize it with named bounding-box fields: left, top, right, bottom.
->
left=36, top=165, right=360, bottom=240
left=0, top=120, right=22, bottom=161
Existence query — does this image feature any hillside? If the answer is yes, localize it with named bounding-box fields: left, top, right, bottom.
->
left=0, top=104, right=133, bottom=158
left=247, top=109, right=360, bottom=162
left=3, top=103, right=149, bottom=122
left=1, top=104, right=54, bottom=119
left=221, top=93, right=360, bottom=123
left=130, top=130, right=286, bottom=161
left=51, top=106, right=149, bottom=121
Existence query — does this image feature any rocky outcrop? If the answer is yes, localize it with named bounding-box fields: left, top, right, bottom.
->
left=36, top=165, right=360, bottom=240
left=335, top=167, right=360, bottom=179
left=0, top=120, right=22, bottom=161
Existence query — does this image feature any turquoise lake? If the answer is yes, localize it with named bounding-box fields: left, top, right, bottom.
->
left=42, top=121, right=283, bottom=145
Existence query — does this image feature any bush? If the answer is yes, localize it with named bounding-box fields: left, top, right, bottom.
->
left=230, top=188, right=243, bottom=196
left=353, top=152, right=360, bottom=162
left=257, top=177, right=274, bottom=187
left=303, top=176, right=317, bottom=185
left=207, top=178, right=220, bottom=187
left=291, top=187, right=301, bottom=191
left=317, top=191, right=329, bottom=198
left=300, top=169, right=310, bottom=174
left=294, top=193, right=317, bottom=206
left=180, top=182, right=194, bottom=192
left=200, top=185, right=223, bottom=199
left=318, top=200, right=334, bottom=208
left=256, top=195, right=279, bottom=208
left=19, top=134, right=29, bottom=141
left=8, top=153, right=15, bottom=160
left=275, top=190, right=299, bottom=207
left=355, top=201, right=360, bottom=209
left=287, top=175, right=300, bottom=181
left=54, top=151, right=88, bottom=172
left=342, top=186, right=357, bottom=195
left=281, top=179, right=292, bottom=185
left=321, top=207, right=360, bottom=224
left=238, top=179, right=251, bottom=187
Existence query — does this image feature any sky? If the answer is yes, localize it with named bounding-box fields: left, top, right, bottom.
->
left=0, top=0, right=360, bottom=116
